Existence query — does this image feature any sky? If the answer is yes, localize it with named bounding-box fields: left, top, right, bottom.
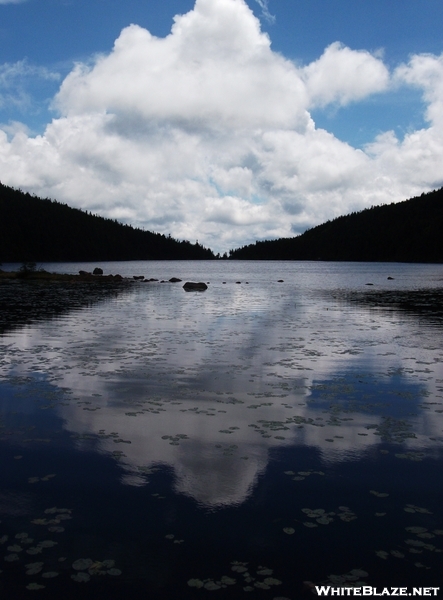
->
left=1, top=0, right=443, bottom=254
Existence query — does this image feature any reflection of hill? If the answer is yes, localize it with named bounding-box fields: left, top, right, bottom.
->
left=0, top=279, right=132, bottom=335
left=0, top=182, right=214, bottom=261
left=229, top=187, right=443, bottom=262
left=336, top=288, right=443, bottom=326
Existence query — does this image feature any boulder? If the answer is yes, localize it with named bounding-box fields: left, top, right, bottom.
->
left=183, top=281, right=208, bottom=291
left=93, top=267, right=103, bottom=275
left=169, top=277, right=182, bottom=283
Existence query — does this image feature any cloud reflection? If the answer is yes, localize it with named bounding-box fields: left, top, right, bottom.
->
left=1, top=273, right=442, bottom=507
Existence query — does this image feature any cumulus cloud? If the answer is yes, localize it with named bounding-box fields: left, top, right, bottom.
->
left=395, top=52, right=443, bottom=128
left=302, top=42, right=389, bottom=108
left=363, top=53, right=443, bottom=192
left=0, top=0, right=442, bottom=252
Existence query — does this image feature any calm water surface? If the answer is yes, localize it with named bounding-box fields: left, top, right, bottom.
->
left=0, top=261, right=442, bottom=598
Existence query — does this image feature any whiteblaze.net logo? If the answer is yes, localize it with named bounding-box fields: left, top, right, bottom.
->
left=314, top=587, right=440, bottom=597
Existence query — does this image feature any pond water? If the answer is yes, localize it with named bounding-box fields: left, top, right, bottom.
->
left=0, top=261, right=442, bottom=599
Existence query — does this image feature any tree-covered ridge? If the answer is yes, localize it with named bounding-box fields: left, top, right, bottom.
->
left=0, top=183, right=214, bottom=262
left=229, top=187, right=443, bottom=263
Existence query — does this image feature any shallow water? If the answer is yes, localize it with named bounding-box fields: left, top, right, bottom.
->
left=0, top=261, right=442, bottom=598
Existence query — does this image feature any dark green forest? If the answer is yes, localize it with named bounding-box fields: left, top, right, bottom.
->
left=0, top=183, right=214, bottom=262
left=229, top=187, right=443, bottom=263
left=2, top=182, right=442, bottom=263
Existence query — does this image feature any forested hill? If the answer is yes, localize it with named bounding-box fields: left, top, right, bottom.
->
left=0, top=183, right=214, bottom=262
left=229, top=187, right=443, bottom=263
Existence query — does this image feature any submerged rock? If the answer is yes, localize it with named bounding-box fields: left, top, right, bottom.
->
left=169, top=277, right=182, bottom=283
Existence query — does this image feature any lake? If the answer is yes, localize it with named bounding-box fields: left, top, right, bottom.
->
left=0, top=261, right=442, bottom=599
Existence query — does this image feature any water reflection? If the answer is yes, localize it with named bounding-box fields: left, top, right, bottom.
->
left=1, top=275, right=442, bottom=508
left=0, top=277, right=132, bottom=335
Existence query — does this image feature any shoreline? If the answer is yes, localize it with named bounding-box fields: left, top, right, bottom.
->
left=0, top=269, right=128, bottom=283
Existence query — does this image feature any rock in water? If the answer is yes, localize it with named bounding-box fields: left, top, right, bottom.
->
left=183, top=282, right=208, bottom=291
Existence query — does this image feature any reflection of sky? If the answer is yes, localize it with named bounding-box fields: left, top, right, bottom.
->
left=1, top=263, right=442, bottom=507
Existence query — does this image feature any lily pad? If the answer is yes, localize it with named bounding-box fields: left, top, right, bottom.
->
left=256, top=568, right=273, bottom=576
left=26, top=568, right=44, bottom=576
left=349, top=569, right=368, bottom=577
left=204, top=580, right=222, bottom=590
left=263, top=577, right=282, bottom=585
left=73, top=558, right=93, bottom=571
left=71, top=572, right=91, bottom=582
left=187, top=579, right=204, bottom=588
left=231, top=565, right=248, bottom=573
left=370, top=490, right=389, bottom=497
left=4, top=553, right=19, bottom=562
left=254, top=581, right=270, bottom=589
left=38, top=540, right=58, bottom=548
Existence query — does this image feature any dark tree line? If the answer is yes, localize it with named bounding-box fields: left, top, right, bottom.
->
left=229, top=187, right=443, bottom=263
left=0, top=183, right=215, bottom=262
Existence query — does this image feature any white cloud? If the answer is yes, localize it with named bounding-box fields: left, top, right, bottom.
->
left=302, top=42, right=390, bottom=108
left=0, top=0, right=443, bottom=253
left=395, top=52, right=443, bottom=128
left=0, top=59, right=60, bottom=114
left=254, top=0, right=275, bottom=24
left=0, top=60, right=59, bottom=85
left=363, top=53, right=443, bottom=192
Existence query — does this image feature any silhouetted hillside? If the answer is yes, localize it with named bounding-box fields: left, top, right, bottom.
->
left=0, top=183, right=214, bottom=261
left=229, top=188, right=443, bottom=263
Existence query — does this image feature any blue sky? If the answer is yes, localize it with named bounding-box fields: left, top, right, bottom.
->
left=1, top=0, right=443, bottom=251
